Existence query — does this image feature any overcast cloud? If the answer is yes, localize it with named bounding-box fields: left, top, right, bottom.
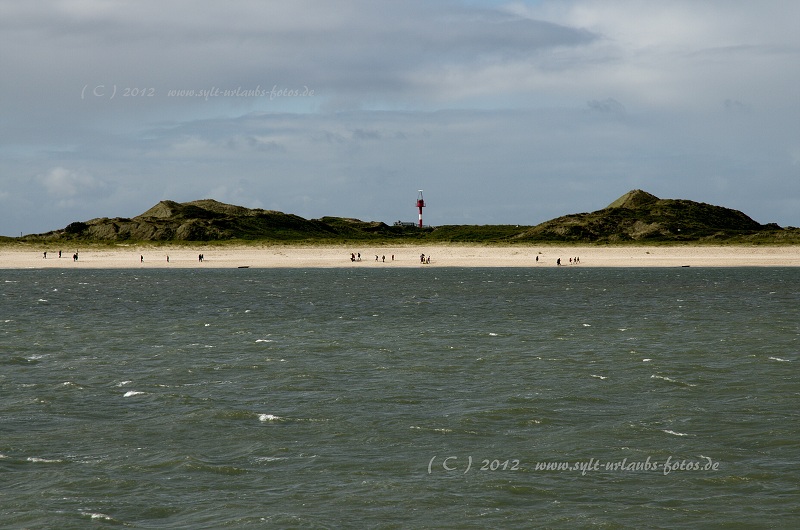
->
left=1, top=0, right=798, bottom=235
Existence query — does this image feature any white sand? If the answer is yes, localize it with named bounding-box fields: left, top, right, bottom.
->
left=3, top=244, right=800, bottom=269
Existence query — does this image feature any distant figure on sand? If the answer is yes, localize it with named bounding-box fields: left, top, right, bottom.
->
left=557, top=258, right=561, bottom=266
left=43, top=251, right=47, bottom=259
left=140, top=255, right=144, bottom=263
left=73, top=253, right=78, bottom=262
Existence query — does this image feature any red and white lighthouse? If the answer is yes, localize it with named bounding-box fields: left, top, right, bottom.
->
left=416, top=190, right=425, bottom=228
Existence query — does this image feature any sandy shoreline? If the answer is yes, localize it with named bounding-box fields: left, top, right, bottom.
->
left=2, top=244, right=800, bottom=269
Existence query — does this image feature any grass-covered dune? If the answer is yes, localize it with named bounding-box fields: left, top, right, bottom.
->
left=13, top=191, right=800, bottom=245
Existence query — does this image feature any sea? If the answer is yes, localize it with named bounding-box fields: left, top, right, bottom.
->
left=1, top=266, right=798, bottom=529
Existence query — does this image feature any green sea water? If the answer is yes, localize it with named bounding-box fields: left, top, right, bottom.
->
left=1, top=267, right=798, bottom=528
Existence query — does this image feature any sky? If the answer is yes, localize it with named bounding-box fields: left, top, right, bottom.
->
left=1, top=0, right=799, bottom=236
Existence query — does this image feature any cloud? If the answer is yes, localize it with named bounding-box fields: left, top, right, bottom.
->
left=587, top=98, right=625, bottom=114
left=39, top=167, right=103, bottom=197
left=36, top=167, right=111, bottom=211
left=0, top=1, right=798, bottom=234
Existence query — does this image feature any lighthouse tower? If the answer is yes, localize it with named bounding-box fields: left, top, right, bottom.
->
left=416, top=190, right=425, bottom=228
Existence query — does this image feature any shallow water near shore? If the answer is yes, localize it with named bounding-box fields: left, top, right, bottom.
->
left=2, top=267, right=799, bottom=528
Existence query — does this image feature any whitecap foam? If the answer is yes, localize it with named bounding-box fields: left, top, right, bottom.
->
left=81, top=512, right=115, bottom=522
left=116, top=380, right=132, bottom=387
left=651, top=374, right=696, bottom=387
left=591, top=374, right=608, bottom=380
left=769, top=357, right=790, bottom=362
left=123, top=391, right=145, bottom=397
left=258, top=414, right=282, bottom=422
left=27, top=456, right=63, bottom=463
left=255, top=339, right=274, bottom=343
left=663, top=429, right=689, bottom=437
left=651, top=375, right=675, bottom=383
left=253, top=456, right=284, bottom=463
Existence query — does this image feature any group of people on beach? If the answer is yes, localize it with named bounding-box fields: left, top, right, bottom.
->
left=43, top=250, right=78, bottom=261
left=38, top=249, right=583, bottom=267
left=350, top=252, right=425, bottom=263
left=138, top=254, right=204, bottom=263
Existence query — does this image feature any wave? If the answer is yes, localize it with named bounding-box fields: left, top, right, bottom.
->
left=80, top=512, right=118, bottom=523
left=662, top=429, right=690, bottom=437
left=2, top=356, right=40, bottom=365
left=650, top=374, right=696, bottom=387
left=26, top=456, right=64, bottom=463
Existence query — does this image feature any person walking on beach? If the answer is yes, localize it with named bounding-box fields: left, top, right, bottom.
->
left=140, top=255, right=144, bottom=263
left=557, top=258, right=561, bottom=266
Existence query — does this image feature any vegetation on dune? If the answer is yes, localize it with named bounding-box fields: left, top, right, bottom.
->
left=11, top=191, right=800, bottom=245
left=519, top=190, right=773, bottom=243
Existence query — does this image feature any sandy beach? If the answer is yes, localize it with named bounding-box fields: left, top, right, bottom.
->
left=2, top=244, right=800, bottom=269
